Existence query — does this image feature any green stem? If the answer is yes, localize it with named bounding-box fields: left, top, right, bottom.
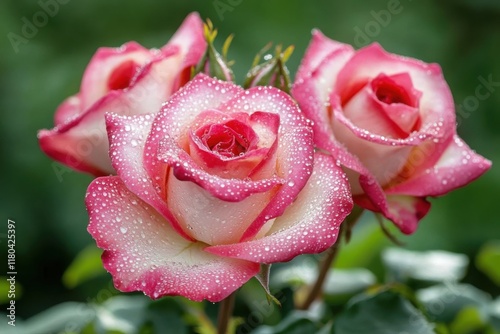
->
left=298, top=205, right=364, bottom=310
left=217, top=292, right=236, bottom=334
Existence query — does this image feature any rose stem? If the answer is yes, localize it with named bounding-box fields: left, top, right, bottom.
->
left=217, top=291, right=236, bottom=334
left=298, top=205, right=364, bottom=310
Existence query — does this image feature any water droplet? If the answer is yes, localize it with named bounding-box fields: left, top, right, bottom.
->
left=120, top=227, right=128, bottom=234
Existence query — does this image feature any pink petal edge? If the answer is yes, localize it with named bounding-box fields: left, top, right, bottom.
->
left=38, top=46, right=186, bottom=176
left=387, top=135, right=492, bottom=197
left=106, top=113, right=194, bottom=241
left=86, top=176, right=260, bottom=302
left=205, top=153, right=353, bottom=263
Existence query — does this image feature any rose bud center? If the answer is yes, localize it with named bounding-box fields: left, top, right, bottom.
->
left=198, top=121, right=252, bottom=159
left=371, top=73, right=420, bottom=108
left=340, top=72, right=423, bottom=139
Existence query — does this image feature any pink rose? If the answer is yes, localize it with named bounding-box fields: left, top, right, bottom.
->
left=38, top=13, right=206, bottom=176
left=292, top=31, right=491, bottom=234
left=86, top=74, right=352, bottom=302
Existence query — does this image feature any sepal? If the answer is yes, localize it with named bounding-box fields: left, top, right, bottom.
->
left=192, top=19, right=234, bottom=81
left=244, top=44, right=294, bottom=93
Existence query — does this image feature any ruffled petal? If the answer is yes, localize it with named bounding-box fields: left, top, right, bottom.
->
left=187, top=111, right=279, bottom=179
left=219, top=86, right=316, bottom=241
left=38, top=94, right=117, bottom=175
left=295, top=29, right=354, bottom=82
left=148, top=74, right=243, bottom=145
left=239, top=127, right=314, bottom=241
left=38, top=47, right=186, bottom=176
left=386, top=195, right=431, bottom=234
left=157, top=136, right=283, bottom=202
left=333, top=110, right=414, bottom=190
left=86, top=176, right=259, bottom=302
left=146, top=75, right=281, bottom=203
left=333, top=43, right=455, bottom=146
left=166, top=169, right=276, bottom=245
left=162, top=12, right=206, bottom=89
left=80, top=41, right=151, bottom=110
left=387, top=135, right=492, bottom=196
left=106, top=113, right=193, bottom=241
left=291, top=32, right=355, bottom=161
left=292, top=33, right=472, bottom=234
left=205, top=153, right=353, bottom=263
left=54, top=95, right=81, bottom=126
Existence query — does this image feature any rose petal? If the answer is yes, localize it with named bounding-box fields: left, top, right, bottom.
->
left=334, top=105, right=414, bottom=190
left=370, top=73, right=422, bottom=133
left=54, top=95, right=81, bottom=126
left=146, top=75, right=283, bottom=203
left=38, top=47, right=185, bottom=176
left=106, top=113, right=193, bottom=241
left=386, top=196, right=431, bottom=234
left=217, top=85, right=316, bottom=241
left=149, top=74, right=244, bottom=145
left=205, top=153, right=353, bottom=263
left=80, top=41, right=151, bottom=110
left=38, top=94, right=116, bottom=175
left=343, top=73, right=421, bottom=138
left=166, top=169, right=276, bottom=245
left=387, top=135, right=492, bottom=197
left=333, top=43, right=455, bottom=145
left=291, top=32, right=355, bottom=161
left=239, top=127, right=314, bottom=241
left=220, top=85, right=310, bottom=129
left=187, top=111, right=279, bottom=179
left=157, top=136, right=283, bottom=202
left=295, top=29, right=354, bottom=82
left=293, top=34, right=399, bottom=230
left=86, top=176, right=259, bottom=302
left=162, top=12, right=207, bottom=89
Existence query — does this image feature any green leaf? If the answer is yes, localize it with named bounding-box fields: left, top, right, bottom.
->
left=63, top=244, right=106, bottom=288
left=323, top=268, right=377, bottom=296
left=272, top=257, right=375, bottom=296
left=146, top=298, right=189, bottom=334
left=476, top=241, right=500, bottom=286
left=333, top=289, right=436, bottom=334
left=488, top=297, right=500, bottom=331
left=449, top=306, right=488, bottom=334
left=416, top=283, right=492, bottom=324
left=93, top=295, right=149, bottom=334
left=251, top=311, right=319, bottom=334
left=271, top=258, right=316, bottom=288
left=382, top=248, right=469, bottom=283
left=0, top=302, right=94, bottom=334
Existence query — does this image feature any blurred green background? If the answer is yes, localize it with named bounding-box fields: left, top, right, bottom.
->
left=0, top=0, right=499, bottom=324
